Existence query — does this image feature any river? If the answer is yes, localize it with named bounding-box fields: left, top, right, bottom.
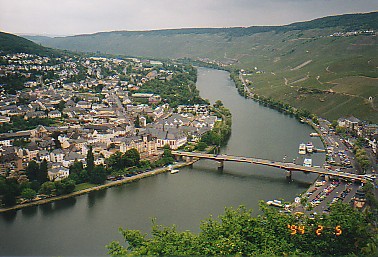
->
left=0, top=67, right=325, bottom=256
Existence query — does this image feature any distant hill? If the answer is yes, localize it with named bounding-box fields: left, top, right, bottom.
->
left=0, top=32, right=58, bottom=56
left=23, top=12, right=378, bottom=122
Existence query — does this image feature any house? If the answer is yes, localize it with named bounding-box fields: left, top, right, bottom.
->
left=132, top=93, right=154, bottom=103
left=362, top=124, right=378, bottom=138
left=118, top=134, right=157, bottom=156
left=177, top=104, right=209, bottom=115
left=344, top=116, right=361, bottom=131
left=0, top=115, right=11, bottom=124
left=0, top=138, right=11, bottom=147
left=31, top=125, right=49, bottom=139
left=25, top=142, right=39, bottom=161
left=62, top=152, right=85, bottom=168
left=24, top=111, right=47, bottom=120
left=153, top=106, right=164, bottom=119
left=148, top=95, right=161, bottom=104
left=48, top=166, right=70, bottom=181
left=76, top=101, right=92, bottom=109
left=0, top=148, right=23, bottom=173
left=148, top=128, right=187, bottom=150
left=48, top=110, right=62, bottom=119
left=50, top=149, right=65, bottom=163
left=38, top=150, right=51, bottom=162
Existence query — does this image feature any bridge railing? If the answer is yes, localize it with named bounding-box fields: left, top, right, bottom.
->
left=171, top=151, right=367, bottom=182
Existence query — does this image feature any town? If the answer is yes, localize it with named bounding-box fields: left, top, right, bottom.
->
left=0, top=52, right=223, bottom=206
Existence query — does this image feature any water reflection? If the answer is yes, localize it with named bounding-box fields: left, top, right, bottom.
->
left=21, top=206, right=38, bottom=218
left=0, top=210, right=17, bottom=223
left=87, top=190, right=107, bottom=208
left=40, top=202, right=53, bottom=215
left=53, top=198, right=77, bottom=211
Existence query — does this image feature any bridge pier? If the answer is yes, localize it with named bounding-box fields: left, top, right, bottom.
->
left=286, top=170, right=292, bottom=181
left=218, top=160, right=224, bottom=171
left=186, top=156, right=194, bottom=168
left=174, top=155, right=181, bottom=162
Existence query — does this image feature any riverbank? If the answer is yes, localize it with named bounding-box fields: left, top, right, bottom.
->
left=0, top=160, right=197, bottom=213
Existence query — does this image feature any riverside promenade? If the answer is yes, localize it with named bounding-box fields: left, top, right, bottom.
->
left=0, top=161, right=196, bottom=213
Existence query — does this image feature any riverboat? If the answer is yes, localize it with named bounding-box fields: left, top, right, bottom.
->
left=306, top=142, right=314, bottom=153
left=299, top=143, right=306, bottom=155
left=303, top=158, right=312, bottom=167
left=168, top=165, right=179, bottom=174
left=266, top=199, right=283, bottom=207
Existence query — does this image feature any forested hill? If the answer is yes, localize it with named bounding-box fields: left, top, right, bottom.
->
left=26, top=11, right=377, bottom=55
left=0, top=32, right=58, bottom=56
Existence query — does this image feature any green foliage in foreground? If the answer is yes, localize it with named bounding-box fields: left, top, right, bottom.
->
left=107, top=203, right=377, bottom=256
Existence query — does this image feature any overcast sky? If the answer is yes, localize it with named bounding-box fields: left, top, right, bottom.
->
left=1, top=0, right=377, bottom=36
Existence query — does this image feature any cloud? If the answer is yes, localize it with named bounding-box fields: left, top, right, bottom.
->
left=0, top=0, right=377, bottom=35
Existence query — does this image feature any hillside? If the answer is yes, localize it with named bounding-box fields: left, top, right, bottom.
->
left=0, top=32, right=58, bottom=56
left=25, top=12, right=378, bottom=122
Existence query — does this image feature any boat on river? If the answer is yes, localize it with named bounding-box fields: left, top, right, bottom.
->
left=303, top=158, right=312, bottom=167
left=266, top=199, right=283, bottom=207
left=306, top=142, right=314, bottom=153
left=299, top=143, right=306, bottom=155
left=168, top=165, right=179, bottom=174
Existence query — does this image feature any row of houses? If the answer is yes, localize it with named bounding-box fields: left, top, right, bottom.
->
left=337, top=116, right=378, bottom=154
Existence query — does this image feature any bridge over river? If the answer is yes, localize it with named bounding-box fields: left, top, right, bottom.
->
left=172, top=151, right=372, bottom=183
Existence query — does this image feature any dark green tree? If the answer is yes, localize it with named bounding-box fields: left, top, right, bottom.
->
left=122, top=148, right=140, bottom=167
left=86, top=146, right=94, bottom=174
left=107, top=203, right=375, bottom=256
left=196, top=142, right=208, bottom=151
left=134, top=115, right=141, bottom=128
left=69, top=160, right=84, bottom=175
left=1, top=178, right=20, bottom=206
left=89, top=165, right=107, bottom=184
left=56, top=100, right=66, bottom=112
left=106, top=151, right=123, bottom=170
left=54, top=178, right=76, bottom=195
left=26, top=160, right=39, bottom=181
left=37, top=159, right=48, bottom=183
left=39, top=181, right=55, bottom=195
left=21, top=188, right=36, bottom=201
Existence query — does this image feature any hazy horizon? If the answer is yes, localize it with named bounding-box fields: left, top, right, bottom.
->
left=1, top=0, right=377, bottom=36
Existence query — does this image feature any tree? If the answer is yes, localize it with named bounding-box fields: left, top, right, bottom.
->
left=39, top=181, right=55, bottom=195
left=86, top=145, right=94, bottom=174
left=51, top=131, right=62, bottom=149
left=1, top=178, right=20, bottom=206
left=196, top=142, right=207, bottom=151
left=134, top=115, right=141, bottom=128
left=106, top=151, right=123, bottom=170
left=69, top=160, right=84, bottom=175
left=37, top=159, right=48, bottom=183
left=123, top=148, right=140, bottom=167
left=89, top=165, right=107, bottom=184
left=213, top=100, right=223, bottom=108
left=54, top=178, right=76, bottom=195
left=107, top=203, right=375, bottom=256
left=21, top=188, right=36, bottom=201
left=56, top=100, right=66, bottom=112
left=26, top=160, right=39, bottom=181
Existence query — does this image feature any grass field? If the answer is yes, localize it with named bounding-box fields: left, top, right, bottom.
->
left=74, top=183, right=97, bottom=192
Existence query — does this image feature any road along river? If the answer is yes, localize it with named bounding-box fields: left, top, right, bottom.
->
left=0, top=67, right=325, bottom=256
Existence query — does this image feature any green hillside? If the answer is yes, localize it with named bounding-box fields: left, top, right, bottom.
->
left=0, top=31, right=58, bottom=56
left=25, top=12, right=378, bottom=122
